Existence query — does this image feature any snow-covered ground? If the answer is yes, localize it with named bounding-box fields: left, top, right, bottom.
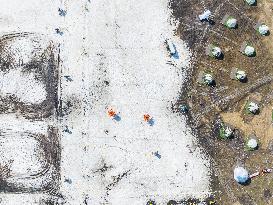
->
left=0, top=68, right=46, bottom=104
left=0, top=0, right=211, bottom=204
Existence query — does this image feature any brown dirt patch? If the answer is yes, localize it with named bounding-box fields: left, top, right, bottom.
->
left=170, top=0, right=273, bottom=204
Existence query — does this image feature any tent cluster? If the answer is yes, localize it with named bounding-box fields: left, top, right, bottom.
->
left=197, top=3, right=271, bottom=186
left=197, top=6, right=270, bottom=87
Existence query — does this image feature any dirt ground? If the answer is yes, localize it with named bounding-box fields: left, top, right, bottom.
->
left=170, top=0, right=273, bottom=204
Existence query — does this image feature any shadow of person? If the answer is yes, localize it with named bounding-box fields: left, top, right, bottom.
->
left=148, top=118, right=155, bottom=126
left=172, top=45, right=179, bottom=59
left=113, top=114, right=121, bottom=122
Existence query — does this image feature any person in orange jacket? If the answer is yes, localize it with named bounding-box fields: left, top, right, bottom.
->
left=108, top=108, right=121, bottom=121
left=144, top=114, right=154, bottom=126
left=108, top=109, right=116, bottom=118
left=143, top=114, right=151, bottom=122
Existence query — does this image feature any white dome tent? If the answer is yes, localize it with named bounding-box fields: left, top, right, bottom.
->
left=226, top=18, right=237, bottom=28
left=240, top=41, right=255, bottom=57
left=236, top=70, right=247, bottom=81
left=245, top=133, right=259, bottom=151
left=254, top=22, right=269, bottom=36
left=197, top=71, right=215, bottom=86
left=206, top=44, right=222, bottom=59
left=203, top=73, right=214, bottom=86
left=222, top=14, right=237, bottom=29
left=258, top=24, right=269, bottom=35
left=247, top=139, right=258, bottom=150
left=219, top=123, right=234, bottom=139
left=199, top=10, right=212, bottom=21
left=230, top=68, right=247, bottom=82
left=247, top=102, right=259, bottom=114
left=245, top=0, right=256, bottom=5
left=211, top=47, right=222, bottom=58
left=244, top=46, right=255, bottom=56
left=234, top=167, right=249, bottom=184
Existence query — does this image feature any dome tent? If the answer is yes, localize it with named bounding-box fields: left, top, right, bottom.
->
left=244, top=46, right=255, bottom=56
left=219, top=123, right=234, bottom=139
left=245, top=133, right=259, bottom=151
left=254, top=22, right=269, bottom=36
left=236, top=70, right=247, bottom=81
left=221, top=14, right=237, bottom=29
left=179, top=104, right=189, bottom=113
left=226, top=18, right=237, bottom=28
left=206, top=44, right=222, bottom=59
left=230, top=68, right=247, bottom=82
left=247, top=102, right=259, bottom=114
left=247, top=139, right=258, bottom=150
left=211, top=47, right=222, bottom=58
left=258, top=24, right=269, bottom=35
left=245, top=0, right=256, bottom=5
left=234, top=167, right=249, bottom=184
left=240, top=41, right=255, bottom=57
left=199, top=10, right=211, bottom=21
left=197, top=71, right=215, bottom=86
left=203, top=73, right=214, bottom=86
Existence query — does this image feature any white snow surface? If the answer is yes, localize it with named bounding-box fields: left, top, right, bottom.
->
left=0, top=68, right=47, bottom=104
left=0, top=114, right=49, bottom=177
left=0, top=134, right=47, bottom=177
left=65, top=0, right=211, bottom=204
left=0, top=0, right=211, bottom=204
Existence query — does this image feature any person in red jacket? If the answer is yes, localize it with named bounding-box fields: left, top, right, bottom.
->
left=143, top=114, right=154, bottom=126
left=108, top=108, right=121, bottom=121
left=108, top=109, right=116, bottom=118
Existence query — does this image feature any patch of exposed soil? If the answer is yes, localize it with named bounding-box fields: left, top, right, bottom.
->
left=171, top=0, right=273, bottom=204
